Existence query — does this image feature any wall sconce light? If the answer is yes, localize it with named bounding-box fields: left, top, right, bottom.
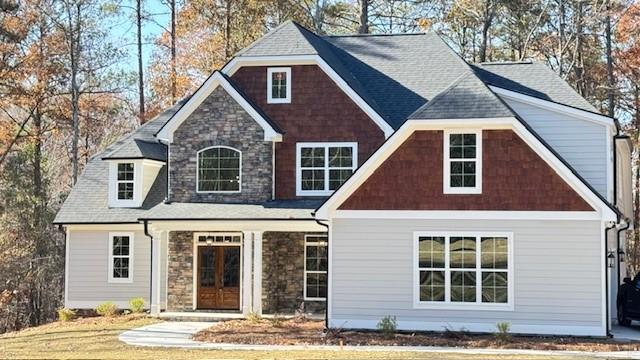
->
left=607, top=251, right=615, bottom=268
left=618, top=249, right=625, bottom=263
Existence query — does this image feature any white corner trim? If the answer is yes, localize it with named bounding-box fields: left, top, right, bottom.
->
left=296, top=142, right=358, bottom=197
left=64, top=227, right=70, bottom=307
left=108, top=232, right=134, bottom=284
left=334, top=210, right=602, bottom=221
left=195, top=145, right=242, bottom=194
left=267, top=67, right=291, bottom=104
left=156, top=71, right=282, bottom=142
left=489, top=86, right=616, bottom=128
left=315, top=117, right=616, bottom=221
left=222, top=55, right=394, bottom=138
left=412, top=231, right=514, bottom=311
left=443, top=129, right=482, bottom=194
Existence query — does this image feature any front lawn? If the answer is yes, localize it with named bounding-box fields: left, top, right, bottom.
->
left=194, top=318, right=640, bottom=352
left=0, top=315, right=586, bottom=359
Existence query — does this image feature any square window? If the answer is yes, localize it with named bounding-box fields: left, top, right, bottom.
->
left=297, top=143, right=357, bottom=196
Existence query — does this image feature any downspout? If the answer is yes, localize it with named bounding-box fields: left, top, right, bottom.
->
left=144, top=220, right=154, bottom=313
left=315, top=218, right=330, bottom=329
left=617, top=220, right=630, bottom=289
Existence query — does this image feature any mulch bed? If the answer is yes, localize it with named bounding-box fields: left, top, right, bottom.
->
left=193, top=318, right=640, bottom=352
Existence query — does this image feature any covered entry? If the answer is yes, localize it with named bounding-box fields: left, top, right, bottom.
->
left=194, top=233, right=241, bottom=310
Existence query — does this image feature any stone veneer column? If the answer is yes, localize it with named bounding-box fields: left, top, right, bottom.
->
left=166, top=231, right=194, bottom=311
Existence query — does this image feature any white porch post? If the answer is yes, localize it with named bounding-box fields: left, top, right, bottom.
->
left=242, top=231, right=254, bottom=315
left=149, top=230, right=164, bottom=315
left=252, top=231, right=263, bottom=315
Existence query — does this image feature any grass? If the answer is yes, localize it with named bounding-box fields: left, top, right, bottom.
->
left=0, top=315, right=596, bottom=359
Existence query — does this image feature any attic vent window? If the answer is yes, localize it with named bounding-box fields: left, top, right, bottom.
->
left=267, top=67, right=291, bottom=104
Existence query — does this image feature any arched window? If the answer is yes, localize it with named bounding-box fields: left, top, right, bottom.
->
left=197, top=146, right=241, bottom=193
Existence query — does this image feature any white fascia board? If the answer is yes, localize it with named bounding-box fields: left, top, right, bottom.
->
left=143, top=219, right=325, bottom=233
left=222, top=55, right=395, bottom=138
left=156, top=71, right=282, bottom=143
left=490, top=86, right=616, bottom=129
left=334, top=210, right=602, bottom=221
left=315, top=117, right=617, bottom=221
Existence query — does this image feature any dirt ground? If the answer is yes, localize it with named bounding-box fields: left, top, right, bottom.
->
left=194, top=318, right=640, bottom=352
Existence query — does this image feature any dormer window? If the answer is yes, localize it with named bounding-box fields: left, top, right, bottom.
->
left=444, top=130, right=482, bottom=194
left=197, top=146, right=241, bottom=193
left=267, top=67, right=291, bottom=104
left=117, top=163, right=135, bottom=200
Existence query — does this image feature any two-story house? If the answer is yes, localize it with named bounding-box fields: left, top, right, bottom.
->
left=55, top=21, right=633, bottom=337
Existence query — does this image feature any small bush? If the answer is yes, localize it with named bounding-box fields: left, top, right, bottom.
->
left=376, top=315, right=397, bottom=338
left=128, top=297, right=145, bottom=313
left=247, top=311, right=261, bottom=323
left=57, top=308, right=76, bottom=322
left=495, top=321, right=511, bottom=342
left=95, top=301, right=118, bottom=317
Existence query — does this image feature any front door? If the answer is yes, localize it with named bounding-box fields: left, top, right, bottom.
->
left=197, top=246, right=240, bottom=310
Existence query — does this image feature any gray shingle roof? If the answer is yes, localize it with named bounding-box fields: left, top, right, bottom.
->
left=56, top=21, right=609, bottom=224
left=101, top=100, right=187, bottom=161
left=408, top=73, right=516, bottom=120
left=472, top=62, right=598, bottom=112
left=140, top=200, right=321, bottom=220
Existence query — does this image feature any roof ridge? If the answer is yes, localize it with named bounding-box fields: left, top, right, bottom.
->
left=235, top=20, right=313, bottom=57
left=325, top=32, right=426, bottom=38
left=479, top=60, right=533, bottom=65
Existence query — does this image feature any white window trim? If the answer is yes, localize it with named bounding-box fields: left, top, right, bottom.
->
left=116, top=163, right=135, bottom=200
left=196, top=145, right=242, bottom=194
left=443, top=129, right=482, bottom=194
left=304, top=234, right=328, bottom=301
left=412, top=231, right=514, bottom=311
left=108, top=232, right=134, bottom=284
left=267, top=67, right=291, bottom=104
left=108, top=161, right=142, bottom=208
left=296, top=142, right=358, bottom=197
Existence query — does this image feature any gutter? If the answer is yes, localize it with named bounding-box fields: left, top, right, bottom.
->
left=143, top=220, right=154, bottom=313
left=314, top=218, right=330, bottom=329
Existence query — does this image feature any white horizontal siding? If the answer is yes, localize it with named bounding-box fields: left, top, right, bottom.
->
left=504, top=98, right=608, bottom=198
left=66, top=230, right=150, bottom=308
left=330, top=218, right=604, bottom=336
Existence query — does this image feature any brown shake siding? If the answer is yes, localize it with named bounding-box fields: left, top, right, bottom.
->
left=340, top=130, right=593, bottom=211
left=231, top=65, right=385, bottom=200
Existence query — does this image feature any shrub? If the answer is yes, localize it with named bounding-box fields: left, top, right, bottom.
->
left=495, top=321, right=511, bottom=342
left=376, top=315, right=397, bottom=338
left=128, top=297, right=145, bottom=313
left=95, top=302, right=118, bottom=317
left=247, top=311, right=261, bottom=323
left=57, top=308, right=76, bottom=322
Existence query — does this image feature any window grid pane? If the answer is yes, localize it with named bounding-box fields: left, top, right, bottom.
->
left=271, top=72, right=287, bottom=99
left=417, top=234, right=509, bottom=306
left=305, top=236, right=328, bottom=299
left=198, top=147, right=240, bottom=192
left=299, top=145, right=355, bottom=193
left=448, top=133, right=477, bottom=188
left=112, top=235, right=131, bottom=280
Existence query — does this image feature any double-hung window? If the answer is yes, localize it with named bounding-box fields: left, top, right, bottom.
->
left=267, top=67, right=291, bottom=103
left=415, top=232, right=512, bottom=309
left=116, top=163, right=135, bottom=200
left=304, top=235, right=328, bottom=300
left=109, top=232, right=133, bottom=283
left=296, top=142, right=357, bottom=196
left=444, top=130, right=482, bottom=194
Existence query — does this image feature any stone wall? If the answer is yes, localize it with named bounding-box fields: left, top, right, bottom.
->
left=167, top=231, right=193, bottom=311
left=170, top=85, right=273, bottom=203
left=262, top=232, right=326, bottom=315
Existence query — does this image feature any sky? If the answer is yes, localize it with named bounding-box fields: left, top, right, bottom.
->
left=108, top=0, right=171, bottom=73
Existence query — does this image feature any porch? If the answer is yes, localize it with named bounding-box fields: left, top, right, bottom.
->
left=143, top=208, right=327, bottom=318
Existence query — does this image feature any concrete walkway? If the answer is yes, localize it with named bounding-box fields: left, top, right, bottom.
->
left=119, top=321, right=640, bottom=359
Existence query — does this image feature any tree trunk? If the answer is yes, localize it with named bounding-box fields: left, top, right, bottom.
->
left=137, top=0, right=145, bottom=123
left=479, top=0, right=494, bottom=63
left=358, top=0, right=368, bottom=34
left=68, top=2, right=81, bottom=185
left=574, top=0, right=585, bottom=96
left=224, top=0, right=232, bottom=59
left=558, top=0, right=565, bottom=77
left=605, top=0, right=615, bottom=117
left=170, top=0, right=176, bottom=104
